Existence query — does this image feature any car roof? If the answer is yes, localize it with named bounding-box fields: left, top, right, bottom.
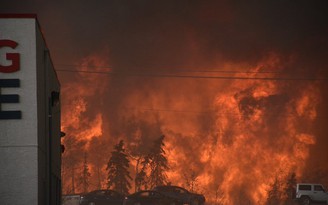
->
left=155, top=185, right=183, bottom=188
left=154, top=185, right=190, bottom=192
left=297, top=183, right=323, bottom=185
left=130, top=190, right=162, bottom=196
left=87, top=189, right=121, bottom=194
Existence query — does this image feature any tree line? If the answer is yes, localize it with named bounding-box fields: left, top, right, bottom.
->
left=107, top=135, right=169, bottom=195
left=63, top=135, right=169, bottom=195
left=265, top=172, right=297, bottom=205
left=63, top=134, right=304, bottom=204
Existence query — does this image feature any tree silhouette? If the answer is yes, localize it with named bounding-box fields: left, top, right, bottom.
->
left=106, top=140, right=132, bottom=195
left=89, top=137, right=109, bottom=190
left=266, top=177, right=282, bottom=205
left=79, top=152, right=91, bottom=193
left=135, top=156, right=151, bottom=191
left=283, top=172, right=297, bottom=205
left=183, top=169, right=199, bottom=192
left=148, top=135, right=169, bottom=188
left=127, top=133, right=150, bottom=192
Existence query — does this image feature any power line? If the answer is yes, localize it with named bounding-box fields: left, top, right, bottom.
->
left=55, top=64, right=280, bottom=74
left=55, top=69, right=327, bottom=81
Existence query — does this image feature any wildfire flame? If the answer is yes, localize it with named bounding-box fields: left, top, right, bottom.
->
left=61, top=52, right=323, bottom=204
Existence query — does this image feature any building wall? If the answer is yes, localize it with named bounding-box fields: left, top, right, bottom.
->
left=0, top=15, right=61, bottom=205
left=35, top=22, right=61, bottom=205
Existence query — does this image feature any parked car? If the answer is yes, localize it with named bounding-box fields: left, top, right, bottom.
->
left=295, top=183, right=328, bottom=205
left=123, top=190, right=178, bottom=205
left=153, top=185, right=205, bottom=205
left=79, top=190, right=125, bottom=205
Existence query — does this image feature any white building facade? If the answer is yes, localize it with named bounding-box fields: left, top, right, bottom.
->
left=0, top=14, right=61, bottom=205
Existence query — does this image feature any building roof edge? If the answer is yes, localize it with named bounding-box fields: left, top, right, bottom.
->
left=0, top=14, right=37, bottom=18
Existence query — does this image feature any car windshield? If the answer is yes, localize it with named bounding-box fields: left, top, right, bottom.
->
left=315, top=185, right=326, bottom=192
left=175, top=187, right=188, bottom=194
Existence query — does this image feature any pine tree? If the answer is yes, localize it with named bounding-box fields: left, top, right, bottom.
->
left=79, top=152, right=91, bottom=193
left=106, top=140, right=132, bottom=195
left=128, top=134, right=153, bottom=191
left=135, top=168, right=147, bottom=191
left=183, top=169, right=199, bottom=192
left=148, top=135, right=169, bottom=188
left=135, top=156, right=150, bottom=191
left=283, top=172, right=297, bottom=205
left=89, top=137, right=109, bottom=190
left=266, top=177, right=282, bottom=205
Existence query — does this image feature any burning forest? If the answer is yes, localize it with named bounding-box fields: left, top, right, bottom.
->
left=59, top=53, right=328, bottom=204
left=2, top=1, right=328, bottom=204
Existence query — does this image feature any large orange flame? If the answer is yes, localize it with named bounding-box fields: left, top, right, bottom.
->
left=61, top=52, right=322, bottom=204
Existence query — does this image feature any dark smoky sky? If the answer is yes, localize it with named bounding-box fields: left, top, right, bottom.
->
left=1, top=1, right=328, bottom=71
left=2, top=1, right=328, bottom=174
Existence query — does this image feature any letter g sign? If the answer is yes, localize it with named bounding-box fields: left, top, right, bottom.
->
left=0, top=40, right=20, bottom=73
